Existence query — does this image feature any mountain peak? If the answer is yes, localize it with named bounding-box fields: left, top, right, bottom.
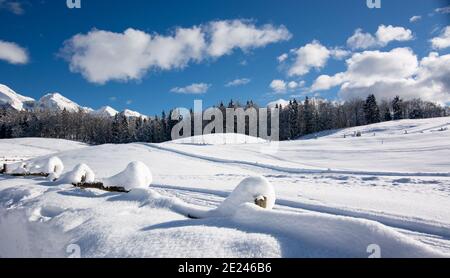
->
left=0, top=84, right=35, bottom=111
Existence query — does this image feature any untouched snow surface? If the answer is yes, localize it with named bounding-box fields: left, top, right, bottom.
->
left=1, top=117, right=450, bottom=258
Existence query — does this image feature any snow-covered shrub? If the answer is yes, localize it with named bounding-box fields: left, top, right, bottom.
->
left=215, top=176, right=276, bottom=217
left=102, top=161, right=152, bottom=191
left=57, top=164, right=95, bottom=185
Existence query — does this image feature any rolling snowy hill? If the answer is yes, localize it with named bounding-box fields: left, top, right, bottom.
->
left=0, top=117, right=449, bottom=258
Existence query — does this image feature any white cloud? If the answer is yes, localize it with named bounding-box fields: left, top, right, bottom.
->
left=330, top=47, right=351, bottom=60
left=311, top=47, right=450, bottom=104
left=207, top=20, right=291, bottom=57
left=270, top=79, right=304, bottom=93
left=0, top=0, right=25, bottom=15
left=409, top=16, right=422, bottom=23
left=62, top=20, right=291, bottom=84
left=376, top=25, right=413, bottom=45
left=270, top=79, right=287, bottom=93
left=225, top=78, right=251, bottom=87
left=347, top=25, right=413, bottom=50
left=277, top=53, right=288, bottom=63
left=170, top=83, right=210, bottom=94
left=288, top=40, right=331, bottom=76
left=347, top=28, right=378, bottom=50
left=288, top=81, right=299, bottom=89
left=430, top=26, right=450, bottom=50
left=0, top=40, right=28, bottom=64
left=435, top=6, right=450, bottom=14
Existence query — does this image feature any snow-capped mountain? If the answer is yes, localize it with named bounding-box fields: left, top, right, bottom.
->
left=267, top=99, right=290, bottom=109
left=120, top=109, right=148, bottom=119
left=0, top=84, right=35, bottom=111
left=1, top=83, right=155, bottom=119
left=35, top=93, right=85, bottom=113
left=91, top=106, right=119, bottom=117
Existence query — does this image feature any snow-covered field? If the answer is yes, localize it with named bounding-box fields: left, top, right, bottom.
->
left=1, top=117, right=449, bottom=258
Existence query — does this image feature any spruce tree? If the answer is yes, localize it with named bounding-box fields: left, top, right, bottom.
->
left=364, top=94, right=380, bottom=124
left=392, top=96, right=404, bottom=120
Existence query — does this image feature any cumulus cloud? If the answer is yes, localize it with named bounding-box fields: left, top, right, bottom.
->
left=311, top=48, right=450, bottom=104
left=435, top=6, right=450, bottom=14
left=287, top=40, right=331, bottom=76
left=409, top=16, right=422, bottom=23
left=170, top=83, right=210, bottom=94
left=430, top=26, right=450, bottom=50
left=270, top=79, right=287, bottom=93
left=347, top=25, right=413, bottom=50
left=270, top=79, right=303, bottom=93
left=61, top=20, right=291, bottom=84
left=0, top=40, right=28, bottom=64
left=207, top=20, right=291, bottom=57
left=277, top=53, right=288, bottom=63
left=283, top=41, right=351, bottom=77
left=225, top=78, right=251, bottom=87
left=0, top=0, right=25, bottom=15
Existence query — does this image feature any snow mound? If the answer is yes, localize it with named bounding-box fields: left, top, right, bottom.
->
left=0, top=84, right=35, bottom=111
left=28, top=156, right=64, bottom=180
left=214, top=176, right=276, bottom=217
left=57, top=164, right=95, bottom=184
left=102, top=161, right=152, bottom=191
left=170, top=133, right=267, bottom=145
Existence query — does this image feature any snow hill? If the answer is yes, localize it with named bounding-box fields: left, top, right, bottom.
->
left=0, top=83, right=147, bottom=118
left=1, top=116, right=449, bottom=258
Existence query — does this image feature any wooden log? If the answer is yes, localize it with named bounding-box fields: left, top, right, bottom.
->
left=72, top=182, right=129, bottom=193
left=2, top=172, right=49, bottom=177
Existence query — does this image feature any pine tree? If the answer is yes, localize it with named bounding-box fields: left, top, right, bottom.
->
left=392, top=96, right=404, bottom=120
left=364, top=94, right=381, bottom=124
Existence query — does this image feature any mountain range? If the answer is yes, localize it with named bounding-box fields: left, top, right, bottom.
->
left=0, top=84, right=148, bottom=119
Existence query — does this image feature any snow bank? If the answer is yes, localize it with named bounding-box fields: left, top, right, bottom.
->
left=212, top=176, right=276, bottom=217
left=57, top=164, right=95, bottom=185
left=231, top=204, right=446, bottom=258
left=102, top=161, right=152, bottom=191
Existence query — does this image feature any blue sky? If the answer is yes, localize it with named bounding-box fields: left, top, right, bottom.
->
left=0, top=0, right=449, bottom=115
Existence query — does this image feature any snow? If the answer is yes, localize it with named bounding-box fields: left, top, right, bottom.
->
left=267, top=98, right=289, bottom=109
left=0, top=84, right=35, bottom=111
left=170, top=133, right=267, bottom=145
left=57, top=164, right=95, bottom=184
left=91, top=106, right=119, bottom=117
left=121, top=109, right=148, bottom=119
left=102, top=161, right=153, bottom=191
left=1, top=117, right=450, bottom=258
left=27, top=156, right=64, bottom=180
left=213, top=176, right=276, bottom=217
left=35, top=93, right=82, bottom=113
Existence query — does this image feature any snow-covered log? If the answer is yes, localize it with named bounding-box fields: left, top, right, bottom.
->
left=57, top=164, right=95, bottom=185
left=201, top=176, right=276, bottom=218
left=102, top=161, right=153, bottom=191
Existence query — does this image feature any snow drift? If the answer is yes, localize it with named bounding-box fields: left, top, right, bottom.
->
left=102, top=161, right=153, bottom=191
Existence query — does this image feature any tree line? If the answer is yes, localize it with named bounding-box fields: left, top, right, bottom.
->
left=0, top=95, right=448, bottom=144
